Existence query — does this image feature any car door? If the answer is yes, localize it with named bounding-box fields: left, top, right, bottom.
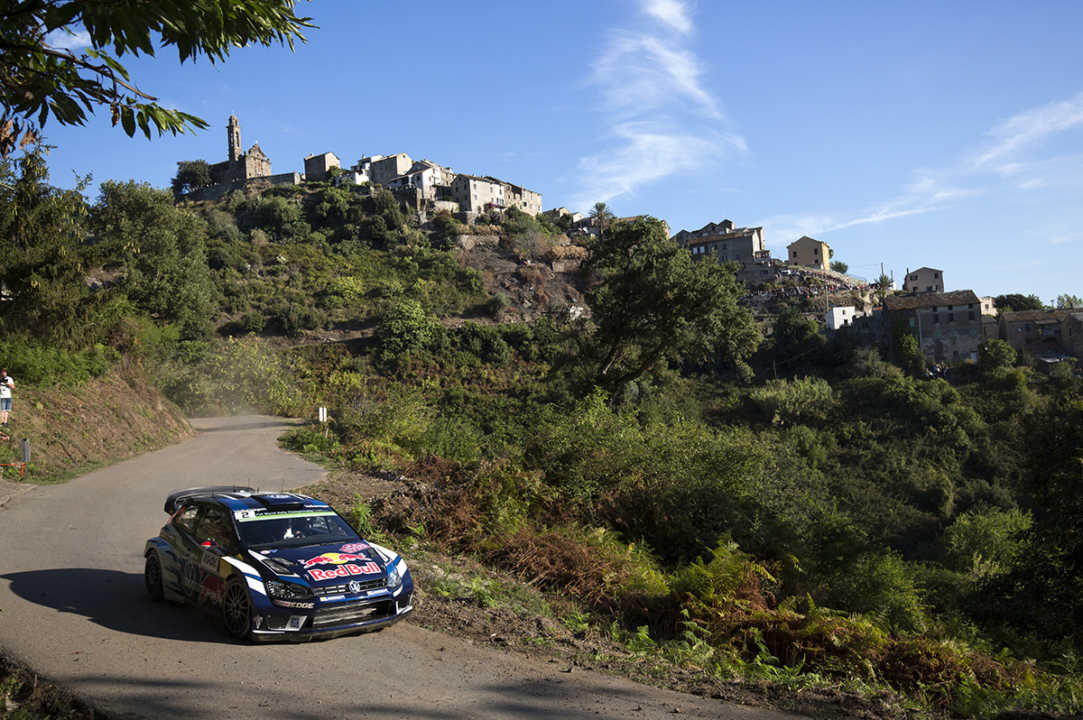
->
left=191, top=504, right=240, bottom=608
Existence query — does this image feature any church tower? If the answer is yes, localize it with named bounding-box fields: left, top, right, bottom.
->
left=227, top=115, right=241, bottom=162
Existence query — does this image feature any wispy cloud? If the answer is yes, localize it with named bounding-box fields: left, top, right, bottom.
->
left=765, top=92, right=1083, bottom=244
left=45, top=27, right=91, bottom=51
left=573, top=0, right=743, bottom=209
left=974, top=91, right=1083, bottom=168
left=763, top=173, right=981, bottom=246
left=644, top=0, right=693, bottom=34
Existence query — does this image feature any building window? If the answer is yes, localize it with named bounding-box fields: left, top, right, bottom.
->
left=933, top=314, right=939, bottom=324
left=948, top=313, right=954, bottom=322
left=968, top=311, right=975, bottom=321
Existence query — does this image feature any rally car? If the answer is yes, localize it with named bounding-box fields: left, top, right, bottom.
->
left=143, top=486, right=413, bottom=641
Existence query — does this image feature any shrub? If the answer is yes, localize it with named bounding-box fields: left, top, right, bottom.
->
left=748, top=376, right=838, bottom=425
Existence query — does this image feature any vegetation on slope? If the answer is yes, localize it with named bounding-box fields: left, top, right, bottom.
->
left=1, top=147, right=1080, bottom=717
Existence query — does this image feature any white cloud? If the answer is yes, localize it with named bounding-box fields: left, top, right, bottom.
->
left=574, top=2, right=741, bottom=209
left=974, top=91, right=1083, bottom=168
left=45, top=28, right=91, bottom=51
left=571, top=123, right=739, bottom=208
left=1018, top=178, right=1048, bottom=190
left=593, top=32, right=720, bottom=119
left=1049, top=235, right=1073, bottom=246
left=644, top=0, right=693, bottom=34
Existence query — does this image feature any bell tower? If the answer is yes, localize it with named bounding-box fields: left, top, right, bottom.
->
left=227, top=114, right=241, bottom=162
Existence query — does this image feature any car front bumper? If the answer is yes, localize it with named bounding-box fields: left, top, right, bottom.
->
left=249, top=589, right=413, bottom=642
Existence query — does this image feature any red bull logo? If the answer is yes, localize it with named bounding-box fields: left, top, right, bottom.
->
left=308, top=562, right=381, bottom=582
left=300, top=552, right=367, bottom=569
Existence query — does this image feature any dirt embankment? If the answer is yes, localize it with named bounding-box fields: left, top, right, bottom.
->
left=0, top=362, right=191, bottom=488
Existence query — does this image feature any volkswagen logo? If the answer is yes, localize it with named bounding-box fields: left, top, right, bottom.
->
left=348, top=580, right=361, bottom=594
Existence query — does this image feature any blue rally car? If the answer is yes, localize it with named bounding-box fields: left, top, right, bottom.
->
left=143, top=486, right=414, bottom=641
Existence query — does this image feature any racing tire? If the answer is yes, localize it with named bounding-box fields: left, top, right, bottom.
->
left=144, top=552, right=164, bottom=602
left=222, top=577, right=253, bottom=641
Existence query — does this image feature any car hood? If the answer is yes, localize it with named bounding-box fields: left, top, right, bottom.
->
left=248, top=541, right=386, bottom=585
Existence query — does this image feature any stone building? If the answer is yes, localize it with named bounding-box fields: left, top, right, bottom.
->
left=304, top=152, right=340, bottom=181
left=451, top=174, right=506, bottom=214
left=501, top=181, right=542, bottom=216
left=786, top=235, right=831, bottom=271
left=884, top=289, right=983, bottom=363
left=361, top=153, right=413, bottom=185
left=387, top=160, right=455, bottom=200
left=209, top=115, right=272, bottom=185
left=674, top=219, right=773, bottom=285
left=998, top=310, right=1070, bottom=355
left=903, top=267, right=945, bottom=294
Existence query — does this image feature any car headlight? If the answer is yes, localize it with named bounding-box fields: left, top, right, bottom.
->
left=385, top=559, right=405, bottom=588
left=266, top=579, right=314, bottom=601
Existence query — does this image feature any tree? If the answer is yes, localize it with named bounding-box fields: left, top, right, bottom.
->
left=91, top=180, right=218, bottom=338
left=0, top=1, right=311, bottom=156
left=171, top=160, right=213, bottom=196
left=993, top=293, right=1044, bottom=312
left=979, top=339, right=1016, bottom=374
left=1055, top=294, right=1082, bottom=310
left=0, top=148, right=110, bottom=344
left=875, top=273, right=893, bottom=306
left=583, top=217, right=759, bottom=389
left=830, top=260, right=848, bottom=274
left=588, top=201, right=614, bottom=239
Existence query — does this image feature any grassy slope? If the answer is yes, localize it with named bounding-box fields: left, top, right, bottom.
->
left=0, top=363, right=192, bottom=485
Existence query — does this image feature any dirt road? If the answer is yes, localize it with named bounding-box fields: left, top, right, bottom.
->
left=0, top=416, right=806, bottom=719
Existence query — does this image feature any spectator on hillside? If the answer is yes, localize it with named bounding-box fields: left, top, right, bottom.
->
left=0, top=369, right=13, bottom=425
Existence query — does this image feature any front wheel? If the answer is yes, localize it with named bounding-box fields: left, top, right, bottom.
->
left=144, top=552, right=164, bottom=602
left=222, top=577, right=253, bottom=640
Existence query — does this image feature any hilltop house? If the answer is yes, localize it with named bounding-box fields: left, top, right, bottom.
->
left=884, top=289, right=983, bottom=363
left=998, top=310, right=1071, bottom=357
left=673, top=219, right=773, bottom=285
left=304, top=152, right=340, bottom=181
left=826, top=306, right=859, bottom=331
left=786, top=236, right=831, bottom=271
left=903, top=267, right=944, bottom=294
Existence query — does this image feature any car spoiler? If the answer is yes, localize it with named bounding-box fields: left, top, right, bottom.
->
left=164, top=486, right=256, bottom=514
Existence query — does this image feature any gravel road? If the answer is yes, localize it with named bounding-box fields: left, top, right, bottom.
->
left=0, top=416, right=807, bottom=720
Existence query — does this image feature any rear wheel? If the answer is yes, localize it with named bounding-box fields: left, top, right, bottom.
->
left=222, top=577, right=253, bottom=640
left=144, top=552, right=164, bottom=602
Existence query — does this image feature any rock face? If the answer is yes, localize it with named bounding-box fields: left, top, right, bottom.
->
left=457, top=240, right=590, bottom=322
left=455, top=235, right=501, bottom=251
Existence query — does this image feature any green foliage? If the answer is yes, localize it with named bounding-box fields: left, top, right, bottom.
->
left=993, top=293, right=1045, bottom=312
left=373, top=298, right=439, bottom=365
left=830, top=260, right=848, bottom=274
left=1055, top=293, right=1082, bottom=309
left=944, top=508, right=1030, bottom=579
left=0, top=0, right=311, bottom=156
left=0, top=150, right=117, bottom=346
left=979, top=339, right=1016, bottom=374
left=158, top=336, right=304, bottom=416
left=748, top=376, right=837, bottom=425
left=92, top=180, right=218, bottom=338
left=826, top=551, right=927, bottom=634
left=584, top=217, right=759, bottom=389
left=171, top=159, right=213, bottom=195
left=893, top=325, right=926, bottom=377
left=2, top=338, right=115, bottom=386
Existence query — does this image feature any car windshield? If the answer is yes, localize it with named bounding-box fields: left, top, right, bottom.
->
left=234, top=510, right=359, bottom=548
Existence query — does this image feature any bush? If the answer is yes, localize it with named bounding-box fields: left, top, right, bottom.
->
left=748, top=376, right=838, bottom=425
left=3, top=339, right=115, bottom=386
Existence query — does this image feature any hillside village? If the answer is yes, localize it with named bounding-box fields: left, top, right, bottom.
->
left=176, top=115, right=1083, bottom=370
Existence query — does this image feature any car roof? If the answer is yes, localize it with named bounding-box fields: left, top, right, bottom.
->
left=165, top=487, right=329, bottom=514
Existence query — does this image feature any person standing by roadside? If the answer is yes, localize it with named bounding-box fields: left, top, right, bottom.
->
left=0, top=369, right=13, bottom=426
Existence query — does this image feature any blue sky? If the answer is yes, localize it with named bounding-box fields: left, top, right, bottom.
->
left=41, top=0, right=1082, bottom=301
